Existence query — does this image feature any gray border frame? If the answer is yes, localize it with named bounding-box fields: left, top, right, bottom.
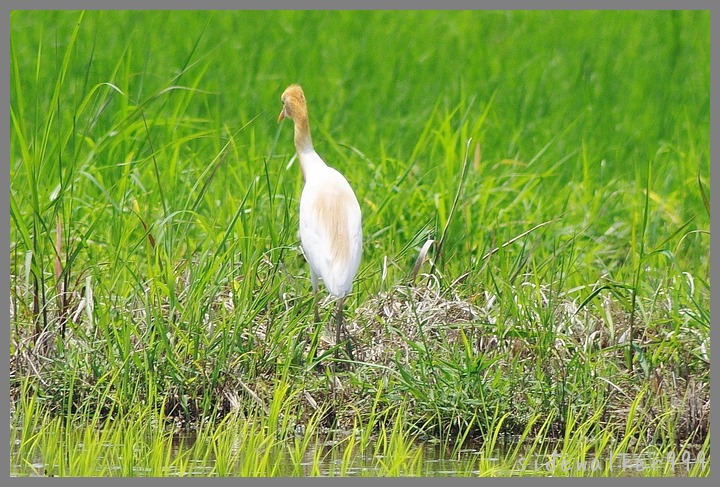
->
left=2, top=1, right=715, bottom=486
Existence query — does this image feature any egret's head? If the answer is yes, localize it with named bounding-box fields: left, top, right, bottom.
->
left=278, top=84, right=307, bottom=123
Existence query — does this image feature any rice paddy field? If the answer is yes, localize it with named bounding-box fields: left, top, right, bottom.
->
left=9, top=9, right=710, bottom=477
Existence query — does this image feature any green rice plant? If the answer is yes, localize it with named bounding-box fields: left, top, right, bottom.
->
left=11, top=378, right=710, bottom=476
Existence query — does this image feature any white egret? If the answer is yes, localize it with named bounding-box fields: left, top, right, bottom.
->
left=278, top=84, right=362, bottom=360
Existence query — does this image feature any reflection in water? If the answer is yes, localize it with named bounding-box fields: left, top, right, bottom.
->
left=12, top=427, right=705, bottom=477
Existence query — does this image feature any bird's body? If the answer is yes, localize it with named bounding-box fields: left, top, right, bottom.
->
left=278, top=84, right=362, bottom=359
left=299, top=162, right=362, bottom=298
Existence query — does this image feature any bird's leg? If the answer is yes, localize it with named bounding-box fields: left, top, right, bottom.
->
left=310, top=270, right=321, bottom=324
left=335, top=297, right=355, bottom=362
left=334, top=298, right=342, bottom=361
left=313, top=290, right=321, bottom=324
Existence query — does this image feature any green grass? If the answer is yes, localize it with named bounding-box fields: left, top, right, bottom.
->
left=9, top=10, right=710, bottom=476
left=10, top=374, right=711, bottom=476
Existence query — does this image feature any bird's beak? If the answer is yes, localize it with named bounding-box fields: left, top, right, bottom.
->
left=277, top=108, right=285, bottom=123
